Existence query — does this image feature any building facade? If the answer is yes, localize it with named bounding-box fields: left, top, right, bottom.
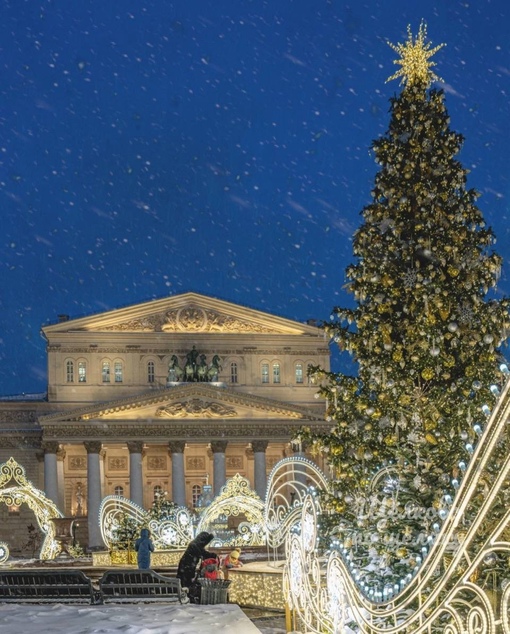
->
left=0, top=292, right=331, bottom=551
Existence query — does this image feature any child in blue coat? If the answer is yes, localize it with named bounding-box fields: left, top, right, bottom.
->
left=134, top=528, right=155, bottom=569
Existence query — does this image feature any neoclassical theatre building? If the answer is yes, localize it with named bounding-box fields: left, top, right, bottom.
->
left=0, top=292, right=331, bottom=551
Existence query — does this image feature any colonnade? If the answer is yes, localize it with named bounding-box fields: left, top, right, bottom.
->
left=41, top=439, right=270, bottom=549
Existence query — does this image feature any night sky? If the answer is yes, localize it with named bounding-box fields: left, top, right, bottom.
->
left=1, top=1, right=509, bottom=397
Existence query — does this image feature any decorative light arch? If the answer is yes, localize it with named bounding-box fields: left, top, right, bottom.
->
left=197, top=474, right=266, bottom=547
left=265, top=455, right=329, bottom=550
left=99, top=495, right=194, bottom=550
left=0, top=457, right=62, bottom=559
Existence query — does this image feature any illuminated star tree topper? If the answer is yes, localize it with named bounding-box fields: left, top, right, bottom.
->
left=387, top=21, right=445, bottom=87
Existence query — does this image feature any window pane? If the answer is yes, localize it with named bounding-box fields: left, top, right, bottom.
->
left=230, top=362, right=238, bottom=384
left=192, top=484, right=202, bottom=508
left=78, top=362, right=87, bottom=383
left=273, top=363, right=281, bottom=384
left=114, top=361, right=123, bottom=383
left=147, top=361, right=155, bottom=383
left=114, top=485, right=124, bottom=497
left=261, top=363, right=269, bottom=384
left=102, top=361, right=110, bottom=383
left=66, top=360, right=74, bottom=383
left=295, top=363, right=303, bottom=384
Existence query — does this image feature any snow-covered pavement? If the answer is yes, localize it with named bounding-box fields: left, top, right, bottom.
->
left=0, top=602, right=288, bottom=634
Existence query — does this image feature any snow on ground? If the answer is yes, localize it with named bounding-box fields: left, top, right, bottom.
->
left=0, top=602, right=288, bottom=634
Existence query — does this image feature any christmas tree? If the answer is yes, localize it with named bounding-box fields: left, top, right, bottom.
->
left=301, top=23, right=510, bottom=597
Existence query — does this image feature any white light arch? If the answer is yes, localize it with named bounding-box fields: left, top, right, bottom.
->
left=0, top=457, right=62, bottom=559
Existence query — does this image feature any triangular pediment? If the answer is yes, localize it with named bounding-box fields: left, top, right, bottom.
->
left=42, top=292, right=319, bottom=336
left=39, top=383, right=323, bottom=424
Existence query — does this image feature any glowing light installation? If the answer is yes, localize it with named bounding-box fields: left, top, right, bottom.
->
left=0, top=457, right=62, bottom=559
left=99, top=495, right=194, bottom=550
left=197, top=473, right=266, bottom=547
left=265, top=456, right=330, bottom=551
left=0, top=541, right=9, bottom=564
left=284, top=369, right=510, bottom=633
left=100, top=463, right=330, bottom=553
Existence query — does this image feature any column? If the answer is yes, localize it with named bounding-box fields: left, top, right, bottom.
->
left=127, top=441, right=144, bottom=509
left=251, top=440, right=269, bottom=500
left=42, top=441, right=60, bottom=508
left=56, top=447, right=66, bottom=513
left=168, top=441, right=186, bottom=507
left=84, top=441, right=105, bottom=551
left=210, top=440, right=228, bottom=497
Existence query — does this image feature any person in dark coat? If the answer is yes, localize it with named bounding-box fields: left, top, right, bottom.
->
left=176, top=531, right=216, bottom=589
left=134, top=528, right=155, bottom=570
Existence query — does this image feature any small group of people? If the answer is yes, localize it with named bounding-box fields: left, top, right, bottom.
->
left=134, top=529, right=243, bottom=603
left=176, top=531, right=244, bottom=603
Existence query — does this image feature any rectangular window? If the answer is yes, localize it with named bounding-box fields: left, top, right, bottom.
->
left=102, top=362, right=110, bottom=383
left=66, top=360, right=74, bottom=383
left=295, top=364, right=303, bottom=384
left=261, top=363, right=269, bottom=384
left=230, top=362, right=238, bottom=384
left=78, top=361, right=87, bottom=383
left=147, top=361, right=155, bottom=383
left=273, top=363, right=281, bottom=384
left=114, top=362, right=123, bottom=383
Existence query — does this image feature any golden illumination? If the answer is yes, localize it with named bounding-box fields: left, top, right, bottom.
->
left=0, top=457, right=62, bottom=559
left=197, top=474, right=266, bottom=547
left=387, top=22, right=445, bottom=86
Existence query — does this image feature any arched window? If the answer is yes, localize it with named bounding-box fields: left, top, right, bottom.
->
left=78, top=361, right=87, bottom=383
left=261, top=363, right=269, bottom=384
left=147, top=361, right=155, bottom=383
left=114, top=361, right=123, bottom=383
left=114, top=485, right=124, bottom=497
left=192, top=484, right=202, bottom=508
left=66, top=360, right=74, bottom=383
left=102, top=361, right=111, bottom=383
left=272, top=363, right=281, bottom=384
left=230, top=362, right=238, bottom=384
left=295, top=363, right=304, bottom=384
left=153, top=485, right=163, bottom=501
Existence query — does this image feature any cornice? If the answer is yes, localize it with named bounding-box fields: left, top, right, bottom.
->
left=0, top=432, right=42, bottom=448
left=0, top=410, right=38, bottom=423
left=48, top=347, right=329, bottom=356
left=41, top=419, right=331, bottom=440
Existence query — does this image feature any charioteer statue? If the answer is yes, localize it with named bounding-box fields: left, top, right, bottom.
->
left=167, top=347, right=222, bottom=384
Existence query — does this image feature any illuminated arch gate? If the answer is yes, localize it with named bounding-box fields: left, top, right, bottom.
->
left=0, top=457, right=62, bottom=559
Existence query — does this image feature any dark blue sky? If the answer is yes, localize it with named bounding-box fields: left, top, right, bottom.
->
left=1, top=0, right=509, bottom=396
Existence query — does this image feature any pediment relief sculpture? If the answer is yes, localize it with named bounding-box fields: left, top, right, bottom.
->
left=100, top=306, right=280, bottom=333
left=101, top=315, right=164, bottom=332
left=162, top=306, right=280, bottom=333
left=156, top=398, right=237, bottom=418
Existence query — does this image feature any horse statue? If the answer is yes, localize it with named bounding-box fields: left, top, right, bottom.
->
left=208, top=355, right=222, bottom=381
left=167, top=355, right=183, bottom=382
left=197, top=354, right=209, bottom=382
